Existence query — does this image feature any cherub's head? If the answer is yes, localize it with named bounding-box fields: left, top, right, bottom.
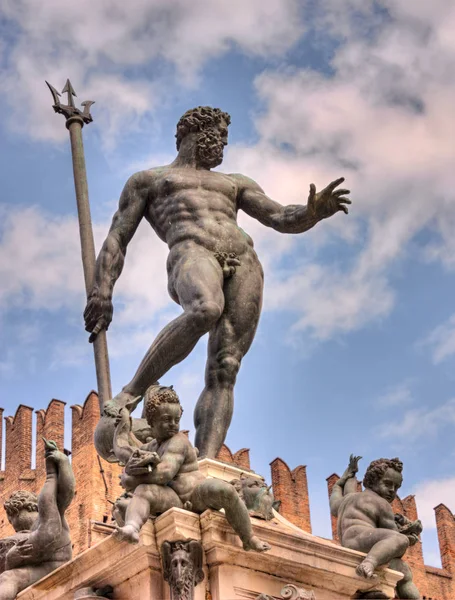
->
left=144, top=385, right=183, bottom=442
left=363, top=457, right=403, bottom=503
left=4, top=490, right=39, bottom=532
left=176, top=106, right=231, bottom=169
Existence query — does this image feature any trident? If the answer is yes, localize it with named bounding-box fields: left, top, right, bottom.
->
left=46, top=79, right=111, bottom=413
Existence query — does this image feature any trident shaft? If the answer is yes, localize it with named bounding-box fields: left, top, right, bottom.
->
left=47, top=79, right=112, bottom=412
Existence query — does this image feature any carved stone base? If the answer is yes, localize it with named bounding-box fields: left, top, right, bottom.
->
left=17, top=460, right=403, bottom=600
left=17, top=508, right=402, bottom=600
left=257, top=583, right=316, bottom=599
left=198, top=457, right=264, bottom=482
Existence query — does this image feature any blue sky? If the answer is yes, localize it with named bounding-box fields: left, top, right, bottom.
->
left=1, top=0, right=454, bottom=567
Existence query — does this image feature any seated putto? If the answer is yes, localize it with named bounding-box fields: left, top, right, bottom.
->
left=329, top=455, right=422, bottom=600
left=112, top=384, right=271, bottom=553
left=0, top=439, right=75, bottom=600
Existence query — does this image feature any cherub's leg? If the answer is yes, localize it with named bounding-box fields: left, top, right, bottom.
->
left=349, top=529, right=409, bottom=578
left=0, top=569, right=22, bottom=600
left=115, top=485, right=182, bottom=544
left=191, top=479, right=270, bottom=552
left=389, top=558, right=420, bottom=599
left=0, top=562, right=63, bottom=600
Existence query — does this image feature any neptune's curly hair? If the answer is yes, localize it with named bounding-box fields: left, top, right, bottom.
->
left=363, top=458, right=403, bottom=490
left=176, top=106, right=231, bottom=150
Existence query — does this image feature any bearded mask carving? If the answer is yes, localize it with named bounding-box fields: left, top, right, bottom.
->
left=231, top=474, right=280, bottom=521
left=161, top=539, right=204, bottom=600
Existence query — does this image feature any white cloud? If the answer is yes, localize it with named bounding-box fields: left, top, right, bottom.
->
left=222, top=0, right=455, bottom=340
left=0, top=206, right=84, bottom=310
left=413, top=476, right=455, bottom=530
left=421, top=314, right=455, bottom=363
left=0, top=0, right=302, bottom=146
left=0, top=204, right=172, bottom=318
left=1, top=0, right=455, bottom=347
left=0, top=203, right=176, bottom=375
left=269, top=260, right=393, bottom=341
left=377, top=398, right=455, bottom=442
left=377, top=382, right=414, bottom=409
left=0, top=350, right=15, bottom=377
left=0, top=203, right=189, bottom=370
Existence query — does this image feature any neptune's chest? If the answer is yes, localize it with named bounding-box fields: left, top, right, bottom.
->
left=155, top=169, right=237, bottom=203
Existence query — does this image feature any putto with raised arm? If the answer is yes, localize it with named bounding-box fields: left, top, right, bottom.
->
left=330, top=455, right=422, bottom=599
left=0, top=439, right=75, bottom=600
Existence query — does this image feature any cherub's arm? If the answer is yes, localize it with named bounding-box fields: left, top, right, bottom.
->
left=330, top=455, right=362, bottom=516
left=141, top=436, right=186, bottom=486
left=234, top=174, right=351, bottom=234
left=55, top=453, right=75, bottom=516
left=343, top=458, right=361, bottom=495
left=5, top=538, right=34, bottom=570
left=36, top=442, right=61, bottom=533
left=329, top=485, right=344, bottom=517
left=140, top=440, right=157, bottom=452
left=378, top=510, right=399, bottom=531
left=394, top=513, right=423, bottom=545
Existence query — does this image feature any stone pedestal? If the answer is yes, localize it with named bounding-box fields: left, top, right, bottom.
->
left=198, top=457, right=263, bottom=483
left=18, top=506, right=402, bottom=600
left=17, top=459, right=403, bottom=599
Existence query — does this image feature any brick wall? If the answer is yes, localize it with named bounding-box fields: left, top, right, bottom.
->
left=35, top=399, right=66, bottom=489
left=0, top=393, right=122, bottom=555
left=67, top=391, right=123, bottom=554
left=1, top=405, right=36, bottom=537
left=0, top=398, right=454, bottom=600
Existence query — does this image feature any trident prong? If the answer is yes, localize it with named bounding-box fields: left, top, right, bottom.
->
left=45, top=81, right=62, bottom=108
left=62, top=78, right=77, bottom=108
left=46, top=79, right=94, bottom=125
left=81, top=100, right=96, bottom=120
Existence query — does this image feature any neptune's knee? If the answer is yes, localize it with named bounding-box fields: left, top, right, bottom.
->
left=212, top=355, right=241, bottom=385
left=191, top=301, right=223, bottom=332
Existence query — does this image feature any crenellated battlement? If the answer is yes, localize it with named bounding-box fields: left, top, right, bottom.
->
left=0, top=396, right=453, bottom=599
left=270, top=457, right=312, bottom=533
left=35, top=399, right=66, bottom=487
left=4, top=404, right=34, bottom=480
left=435, top=504, right=455, bottom=575
left=216, top=444, right=251, bottom=470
